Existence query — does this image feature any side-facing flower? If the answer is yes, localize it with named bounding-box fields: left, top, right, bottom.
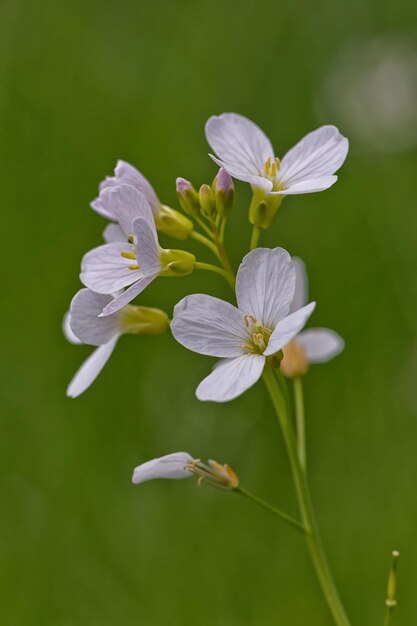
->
left=132, top=452, right=239, bottom=490
left=280, top=258, right=344, bottom=377
left=91, top=160, right=193, bottom=240
left=65, top=288, right=169, bottom=397
left=81, top=184, right=196, bottom=316
left=171, top=247, right=316, bottom=402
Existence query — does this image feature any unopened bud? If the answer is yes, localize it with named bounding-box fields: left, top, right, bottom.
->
left=176, top=177, right=200, bottom=216
left=198, top=184, right=215, bottom=218
left=159, top=248, right=196, bottom=276
left=155, top=205, right=193, bottom=240
left=119, top=305, right=170, bottom=335
left=215, top=168, right=234, bottom=217
left=280, top=341, right=309, bottom=378
left=249, top=189, right=282, bottom=228
left=186, top=458, right=239, bottom=490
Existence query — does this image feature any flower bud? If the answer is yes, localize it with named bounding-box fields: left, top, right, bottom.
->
left=119, top=305, right=170, bottom=335
left=215, top=168, right=234, bottom=217
left=186, top=458, right=239, bottom=490
left=198, top=184, right=215, bottom=218
left=249, top=189, right=282, bottom=228
left=159, top=248, right=196, bottom=276
left=154, top=205, right=193, bottom=240
left=176, top=177, right=200, bottom=216
left=280, top=341, right=309, bottom=378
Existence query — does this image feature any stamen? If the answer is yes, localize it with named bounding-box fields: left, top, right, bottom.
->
left=121, top=251, right=136, bottom=260
left=128, top=264, right=140, bottom=270
left=128, top=235, right=134, bottom=244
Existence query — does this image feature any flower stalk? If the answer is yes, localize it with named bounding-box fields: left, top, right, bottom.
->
left=294, top=376, right=307, bottom=470
left=237, top=486, right=308, bottom=534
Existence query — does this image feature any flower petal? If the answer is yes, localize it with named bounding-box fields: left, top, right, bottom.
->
left=132, top=452, right=193, bottom=485
left=279, top=125, right=348, bottom=188
left=114, top=160, right=161, bottom=216
left=66, top=337, right=119, bottom=398
left=290, top=257, right=308, bottom=313
left=264, top=302, right=316, bottom=356
left=205, top=113, right=274, bottom=179
left=102, top=184, right=156, bottom=237
left=103, top=223, right=126, bottom=243
left=196, top=354, right=265, bottom=402
left=69, top=289, right=120, bottom=346
left=297, top=328, right=344, bottom=363
left=132, top=217, right=160, bottom=275
left=80, top=242, right=142, bottom=294
left=100, top=272, right=158, bottom=316
left=236, top=248, right=295, bottom=329
left=171, top=294, right=249, bottom=357
left=209, top=155, right=274, bottom=192
left=63, top=312, right=83, bottom=345
left=271, top=176, right=338, bottom=195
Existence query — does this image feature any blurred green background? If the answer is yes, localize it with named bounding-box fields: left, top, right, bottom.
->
left=1, top=1, right=417, bottom=624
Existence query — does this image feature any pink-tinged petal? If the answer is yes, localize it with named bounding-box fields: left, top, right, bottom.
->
left=171, top=294, right=249, bottom=358
left=80, top=242, right=142, bottom=294
left=114, top=160, right=161, bottom=216
left=196, top=354, right=265, bottom=403
left=90, top=179, right=117, bottom=219
left=69, top=289, right=120, bottom=346
left=103, top=223, right=126, bottom=243
left=297, top=328, right=344, bottom=363
left=279, top=125, right=348, bottom=188
left=264, top=302, right=316, bottom=356
left=236, top=248, right=295, bottom=329
left=271, top=175, right=338, bottom=195
left=132, top=217, right=160, bottom=275
left=100, top=272, right=158, bottom=316
left=101, top=184, right=156, bottom=237
left=63, top=312, right=83, bottom=345
left=209, top=155, right=274, bottom=192
left=66, top=337, right=119, bottom=398
left=205, top=113, right=275, bottom=178
left=290, top=257, right=308, bottom=313
left=132, top=452, right=193, bottom=485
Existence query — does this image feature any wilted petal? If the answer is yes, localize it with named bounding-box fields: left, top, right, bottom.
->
left=236, top=248, right=295, bottom=329
left=114, top=160, right=160, bottom=215
left=100, top=272, right=158, bottom=316
left=171, top=294, right=249, bottom=358
left=102, top=184, right=156, bottom=237
left=297, top=328, right=344, bottom=363
left=132, top=452, right=194, bottom=485
left=70, top=289, right=120, bottom=346
left=103, top=223, right=126, bottom=243
left=264, top=302, right=316, bottom=356
left=205, top=113, right=274, bottom=179
left=279, top=125, right=348, bottom=188
left=290, top=257, right=308, bottom=313
left=80, top=242, right=142, bottom=294
left=66, top=337, right=119, bottom=398
left=196, top=354, right=265, bottom=402
left=63, top=312, right=82, bottom=345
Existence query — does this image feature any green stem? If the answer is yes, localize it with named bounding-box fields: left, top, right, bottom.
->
left=195, top=216, right=215, bottom=239
left=237, top=486, right=307, bottom=534
left=219, top=216, right=227, bottom=243
left=190, top=230, right=221, bottom=260
left=294, top=376, right=306, bottom=470
left=262, top=367, right=350, bottom=626
left=250, top=225, right=261, bottom=250
left=194, top=261, right=235, bottom=289
left=211, top=221, right=235, bottom=283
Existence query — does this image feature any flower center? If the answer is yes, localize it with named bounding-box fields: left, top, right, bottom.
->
left=243, top=314, right=273, bottom=354
left=262, top=157, right=287, bottom=191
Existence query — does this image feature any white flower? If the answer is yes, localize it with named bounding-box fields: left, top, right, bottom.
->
left=65, top=288, right=169, bottom=397
left=280, top=258, right=344, bottom=377
left=171, top=248, right=316, bottom=403
left=132, top=452, right=194, bottom=485
left=205, top=113, right=349, bottom=195
left=81, top=184, right=195, bottom=316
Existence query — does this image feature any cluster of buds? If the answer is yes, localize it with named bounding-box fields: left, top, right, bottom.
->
left=176, top=167, right=235, bottom=221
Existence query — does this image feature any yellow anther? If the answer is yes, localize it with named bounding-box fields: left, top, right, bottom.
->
left=128, top=264, right=140, bottom=270
left=128, top=235, right=134, bottom=243
left=275, top=157, right=281, bottom=170
left=120, top=250, right=136, bottom=260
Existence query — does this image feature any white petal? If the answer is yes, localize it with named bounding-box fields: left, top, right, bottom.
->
left=114, top=160, right=161, bottom=216
left=69, top=289, right=119, bottom=345
left=264, top=302, right=316, bottom=356
left=297, top=328, right=344, bottom=363
left=63, top=312, right=83, bottom=344
left=171, top=295, right=249, bottom=357
left=102, top=184, right=156, bottom=237
left=103, top=223, right=126, bottom=243
left=205, top=113, right=274, bottom=178
left=66, top=337, right=119, bottom=398
left=132, top=217, right=160, bottom=275
left=209, top=155, right=274, bottom=192
left=100, top=272, right=158, bottom=316
left=236, top=248, right=295, bottom=329
left=80, top=242, right=142, bottom=294
left=196, top=354, right=265, bottom=402
left=271, top=176, right=338, bottom=195
left=290, top=257, right=308, bottom=313
left=90, top=178, right=117, bottom=219
left=132, top=452, right=193, bottom=485
left=279, top=125, right=348, bottom=187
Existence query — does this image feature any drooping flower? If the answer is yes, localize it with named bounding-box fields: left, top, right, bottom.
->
left=81, top=184, right=195, bottom=316
left=64, top=288, right=169, bottom=397
left=91, top=160, right=193, bottom=240
left=132, top=452, right=239, bottom=490
left=280, top=258, right=344, bottom=377
left=205, top=113, right=349, bottom=196
left=171, top=247, right=316, bottom=402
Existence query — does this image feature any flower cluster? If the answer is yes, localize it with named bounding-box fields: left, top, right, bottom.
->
left=64, top=112, right=347, bottom=485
